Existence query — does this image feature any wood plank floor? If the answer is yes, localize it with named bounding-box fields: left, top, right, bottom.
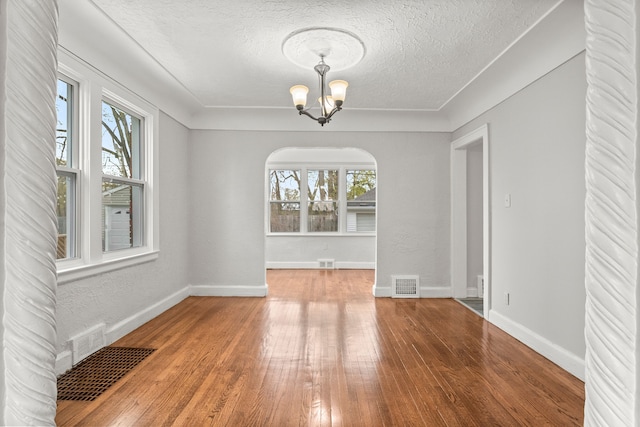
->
left=56, top=269, right=585, bottom=426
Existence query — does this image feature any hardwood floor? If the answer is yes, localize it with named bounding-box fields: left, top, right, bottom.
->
left=56, top=269, right=584, bottom=426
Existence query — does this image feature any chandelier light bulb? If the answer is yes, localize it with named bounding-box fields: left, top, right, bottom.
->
left=318, top=96, right=335, bottom=111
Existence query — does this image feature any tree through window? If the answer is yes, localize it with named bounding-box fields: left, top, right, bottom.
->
left=308, top=169, right=339, bottom=232
left=101, top=100, right=143, bottom=251
left=55, top=78, right=78, bottom=259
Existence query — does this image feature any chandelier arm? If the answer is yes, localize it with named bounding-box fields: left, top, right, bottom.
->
left=299, top=108, right=329, bottom=126
left=298, top=108, right=320, bottom=121
left=325, top=105, right=342, bottom=121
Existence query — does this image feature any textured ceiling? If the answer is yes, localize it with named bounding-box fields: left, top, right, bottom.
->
left=89, top=0, right=559, bottom=111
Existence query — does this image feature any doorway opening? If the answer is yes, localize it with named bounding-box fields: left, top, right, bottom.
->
left=451, top=125, right=490, bottom=319
left=264, top=147, right=377, bottom=290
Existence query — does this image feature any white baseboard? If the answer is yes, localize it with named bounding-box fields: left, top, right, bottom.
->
left=266, top=261, right=375, bottom=269
left=466, top=287, right=479, bottom=297
left=373, top=285, right=391, bottom=297
left=266, top=261, right=318, bottom=269
left=372, top=285, right=452, bottom=298
left=56, top=350, right=73, bottom=376
left=420, top=286, right=452, bottom=298
left=105, top=287, right=190, bottom=345
left=56, top=284, right=269, bottom=371
left=337, top=262, right=375, bottom=269
left=489, top=310, right=585, bottom=380
left=56, top=287, right=190, bottom=375
left=190, top=284, right=268, bottom=297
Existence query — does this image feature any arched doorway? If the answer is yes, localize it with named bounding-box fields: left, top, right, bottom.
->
left=264, top=147, right=377, bottom=289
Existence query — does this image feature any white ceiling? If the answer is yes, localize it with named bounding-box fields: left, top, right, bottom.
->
left=87, top=0, right=559, bottom=112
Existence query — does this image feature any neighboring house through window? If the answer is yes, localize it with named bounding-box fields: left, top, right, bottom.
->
left=346, top=169, right=376, bottom=232
left=101, top=100, right=144, bottom=252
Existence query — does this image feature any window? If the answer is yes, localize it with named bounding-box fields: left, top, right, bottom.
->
left=346, top=170, right=376, bottom=232
left=101, top=100, right=144, bottom=252
left=268, top=166, right=375, bottom=234
left=55, top=78, right=78, bottom=259
left=307, top=169, right=338, bottom=232
left=56, top=53, right=159, bottom=283
left=269, top=169, right=300, bottom=232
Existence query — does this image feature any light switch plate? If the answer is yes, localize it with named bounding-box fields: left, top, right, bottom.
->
left=504, top=193, right=511, bottom=208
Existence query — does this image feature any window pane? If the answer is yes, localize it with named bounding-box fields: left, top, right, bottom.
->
left=346, top=170, right=376, bottom=232
left=102, top=101, right=141, bottom=179
left=270, top=202, right=300, bottom=232
left=270, top=170, right=300, bottom=201
left=269, top=170, right=300, bottom=232
left=56, top=79, right=72, bottom=167
left=56, top=173, right=76, bottom=259
left=56, top=79, right=78, bottom=259
left=308, top=170, right=338, bottom=232
left=102, top=180, right=143, bottom=251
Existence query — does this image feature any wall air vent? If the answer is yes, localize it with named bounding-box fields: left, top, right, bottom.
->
left=71, top=323, right=106, bottom=365
left=318, top=258, right=335, bottom=269
left=392, top=275, right=420, bottom=298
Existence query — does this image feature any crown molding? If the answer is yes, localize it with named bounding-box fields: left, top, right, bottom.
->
left=442, top=0, right=585, bottom=131
left=58, top=0, right=585, bottom=133
left=190, top=107, right=451, bottom=132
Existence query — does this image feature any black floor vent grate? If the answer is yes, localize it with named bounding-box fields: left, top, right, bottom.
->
left=57, top=346, right=155, bottom=401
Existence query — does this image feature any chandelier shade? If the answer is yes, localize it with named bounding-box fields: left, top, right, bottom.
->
left=289, top=85, right=309, bottom=108
left=328, top=80, right=348, bottom=102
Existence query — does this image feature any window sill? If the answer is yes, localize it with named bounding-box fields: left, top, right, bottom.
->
left=57, top=250, right=159, bottom=285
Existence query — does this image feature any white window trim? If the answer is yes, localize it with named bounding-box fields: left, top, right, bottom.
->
left=56, top=50, right=159, bottom=284
left=266, top=162, right=376, bottom=237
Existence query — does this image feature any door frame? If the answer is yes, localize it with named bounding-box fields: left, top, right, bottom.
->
left=451, top=124, right=491, bottom=319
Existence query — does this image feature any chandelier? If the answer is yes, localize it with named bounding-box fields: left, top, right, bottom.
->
left=282, top=27, right=364, bottom=127
left=289, top=57, right=348, bottom=126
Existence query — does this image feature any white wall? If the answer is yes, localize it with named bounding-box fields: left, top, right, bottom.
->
left=55, top=112, right=190, bottom=372
left=266, top=235, right=375, bottom=269
left=187, top=131, right=451, bottom=296
left=453, top=52, right=587, bottom=376
left=466, top=144, right=483, bottom=294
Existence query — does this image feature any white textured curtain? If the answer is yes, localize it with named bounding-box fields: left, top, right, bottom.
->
left=1, top=0, right=59, bottom=425
left=584, top=0, right=640, bottom=426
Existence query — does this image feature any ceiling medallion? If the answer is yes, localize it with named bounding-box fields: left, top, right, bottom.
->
left=282, top=27, right=365, bottom=126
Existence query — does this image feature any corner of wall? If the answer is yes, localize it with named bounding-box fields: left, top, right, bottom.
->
left=489, top=310, right=585, bottom=381
left=442, top=0, right=585, bottom=131
left=56, top=286, right=190, bottom=374
left=372, top=285, right=391, bottom=297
